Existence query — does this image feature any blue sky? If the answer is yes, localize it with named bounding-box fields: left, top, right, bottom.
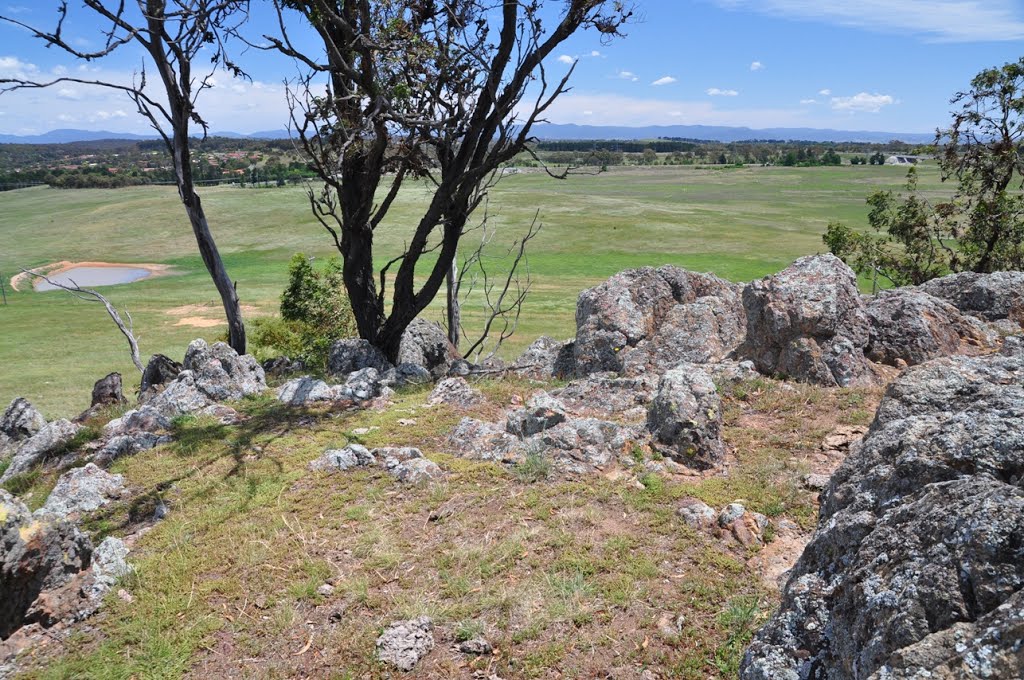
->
left=1, top=0, right=1023, bottom=136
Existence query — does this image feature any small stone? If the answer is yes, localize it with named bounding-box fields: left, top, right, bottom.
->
left=802, top=473, right=830, bottom=491
left=117, top=588, right=134, bottom=604
left=458, top=637, right=493, bottom=655
left=718, top=502, right=746, bottom=527
left=376, top=616, right=435, bottom=671
left=398, top=418, right=418, bottom=427
left=316, top=583, right=335, bottom=597
left=676, top=497, right=717, bottom=530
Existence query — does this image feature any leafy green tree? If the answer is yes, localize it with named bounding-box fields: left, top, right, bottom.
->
left=938, top=57, right=1024, bottom=272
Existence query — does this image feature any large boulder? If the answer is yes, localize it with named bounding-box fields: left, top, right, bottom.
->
left=427, top=377, right=483, bottom=409
left=0, top=491, right=93, bottom=639
left=89, top=373, right=125, bottom=409
left=0, top=420, right=82, bottom=484
left=741, top=346, right=1024, bottom=680
left=183, top=339, right=266, bottom=402
left=740, top=254, right=873, bottom=386
left=918, top=270, right=1024, bottom=324
left=553, top=373, right=660, bottom=421
left=646, top=366, right=724, bottom=470
left=398, top=319, right=460, bottom=378
left=573, top=266, right=746, bottom=376
left=865, top=288, right=994, bottom=367
left=326, top=339, right=392, bottom=378
left=512, top=336, right=576, bottom=379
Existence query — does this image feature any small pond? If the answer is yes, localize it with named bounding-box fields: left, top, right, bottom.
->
left=34, top=266, right=153, bottom=291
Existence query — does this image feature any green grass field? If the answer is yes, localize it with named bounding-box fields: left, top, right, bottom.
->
left=0, top=163, right=948, bottom=416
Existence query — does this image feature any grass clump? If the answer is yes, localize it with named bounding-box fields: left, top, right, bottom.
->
left=514, top=450, right=553, bottom=483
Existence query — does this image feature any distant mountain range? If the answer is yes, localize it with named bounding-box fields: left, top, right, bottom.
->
left=0, top=124, right=934, bottom=145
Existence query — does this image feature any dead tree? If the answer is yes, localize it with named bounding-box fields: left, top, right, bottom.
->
left=0, top=1, right=249, bottom=353
left=266, top=0, right=632, bottom=362
left=22, top=269, right=144, bottom=373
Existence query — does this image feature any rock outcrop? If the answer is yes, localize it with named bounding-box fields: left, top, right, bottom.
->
left=865, top=288, right=994, bottom=367
left=40, top=464, right=125, bottom=517
left=1, top=491, right=93, bottom=639
left=138, top=354, right=183, bottom=402
left=0, top=398, right=46, bottom=457
left=918, top=270, right=1024, bottom=324
left=376, top=616, right=435, bottom=671
left=0, top=420, right=82, bottom=484
left=573, top=266, right=745, bottom=376
left=427, top=377, right=483, bottom=409
left=646, top=365, right=724, bottom=470
left=397, top=319, right=460, bottom=378
left=741, top=344, right=1024, bottom=679
left=144, top=340, right=265, bottom=418
left=327, top=339, right=392, bottom=378
left=512, top=336, right=576, bottom=379
left=741, top=254, right=872, bottom=386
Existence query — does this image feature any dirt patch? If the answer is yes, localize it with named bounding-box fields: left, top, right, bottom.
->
left=10, top=260, right=174, bottom=292
left=167, top=304, right=264, bottom=328
left=175, top=317, right=224, bottom=328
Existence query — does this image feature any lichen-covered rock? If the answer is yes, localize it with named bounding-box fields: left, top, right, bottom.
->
left=427, top=377, right=483, bottom=408
left=741, top=350, right=1024, bottom=680
left=308, top=444, right=375, bottom=472
left=40, top=464, right=125, bottom=517
left=0, top=398, right=46, bottom=444
left=88, top=537, right=131, bottom=599
left=0, top=491, right=93, bottom=639
left=0, top=420, right=82, bottom=484
left=506, top=392, right=568, bottom=437
left=446, top=418, right=524, bottom=464
left=646, top=366, right=724, bottom=470
left=398, top=318, right=460, bottom=378
left=104, top=406, right=171, bottom=437
left=865, top=288, right=994, bottom=366
left=536, top=417, right=633, bottom=472
left=277, top=376, right=340, bottom=406
left=917, top=270, right=1024, bottom=324
left=513, top=336, right=576, bottom=379
left=676, top=498, right=717, bottom=530
left=145, top=371, right=212, bottom=417
left=376, top=447, right=442, bottom=484
left=553, top=373, right=659, bottom=421
left=327, top=338, right=392, bottom=378
left=138, top=353, right=183, bottom=402
left=183, top=339, right=266, bottom=402
left=376, top=616, right=435, bottom=671
left=89, top=373, right=126, bottom=408
left=740, top=254, right=873, bottom=386
left=384, top=363, right=433, bottom=387
left=94, top=432, right=171, bottom=466
left=573, top=266, right=746, bottom=376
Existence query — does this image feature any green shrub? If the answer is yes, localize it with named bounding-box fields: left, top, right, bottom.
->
left=248, top=253, right=358, bottom=371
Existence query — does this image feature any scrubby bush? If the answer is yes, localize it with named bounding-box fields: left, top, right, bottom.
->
left=248, top=254, right=358, bottom=371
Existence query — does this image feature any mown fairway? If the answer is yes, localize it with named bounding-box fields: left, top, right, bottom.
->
left=0, top=163, right=947, bottom=415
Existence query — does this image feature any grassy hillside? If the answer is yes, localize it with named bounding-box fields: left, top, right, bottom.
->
left=0, top=164, right=946, bottom=415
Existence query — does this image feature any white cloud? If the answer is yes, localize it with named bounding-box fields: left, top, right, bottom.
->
left=707, top=87, right=739, bottom=96
left=711, top=0, right=1024, bottom=42
left=830, top=92, right=895, bottom=113
left=750, top=61, right=764, bottom=71
left=0, top=56, right=39, bottom=79
left=800, top=98, right=818, bottom=105
left=590, top=50, right=602, bottom=57
left=56, top=87, right=81, bottom=100
left=557, top=54, right=575, bottom=65
left=652, top=76, right=677, bottom=86
left=819, top=88, right=832, bottom=96
left=616, top=70, right=639, bottom=82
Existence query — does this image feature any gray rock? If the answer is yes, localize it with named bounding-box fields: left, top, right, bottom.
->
left=917, top=270, right=1024, bottom=324
left=703, top=359, right=760, bottom=385
left=376, top=616, right=435, bottom=671
left=1, top=397, right=46, bottom=442
left=677, top=498, right=717, bottom=530
left=553, top=373, right=659, bottom=420
left=0, top=419, right=82, bottom=483
left=865, top=288, right=994, bottom=366
left=742, top=350, right=1024, bottom=680
left=89, top=536, right=131, bottom=599
left=513, top=336, right=575, bottom=379
left=740, top=254, right=873, bottom=386
left=376, top=448, right=442, bottom=484
left=261, top=355, right=305, bottom=377
left=183, top=339, right=266, bottom=402
left=538, top=418, right=631, bottom=472
left=647, top=365, right=724, bottom=470
left=573, top=266, right=746, bottom=376
left=458, top=637, right=493, bottom=655
left=277, top=376, right=339, bottom=405
left=801, top=473, right=830, bottom=492
left=139, top=353, right=183, bottom=402
left=309, top=444, right=375, bottom=472
left=145, top=371, right=212, bottom=417
left=340, top=367, right=384, bottom=401
left=327, top=338, right=392, bottom=378
left=89, top=372, right=126, bottom=408
left=718, top=502, right=746, bottom=527
left=428, top=377, right=483, bottom=408
left=95, top=432, right=172, bottom=465
left=41, top=463, right=125, bottom=516
left=104, top=406, right=171, bottom=437
left=0, top=490, right=93, bottom=638
left=385, top=363, right=433, bottom=387
left=506, top=392, right=567, bottom=437
left=446, top=418, right=525, bottom=464
left=398, top=318, right=461, bottom=378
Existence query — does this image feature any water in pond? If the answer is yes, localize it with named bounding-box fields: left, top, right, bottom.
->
left=34, top=266, right=152, bottom=291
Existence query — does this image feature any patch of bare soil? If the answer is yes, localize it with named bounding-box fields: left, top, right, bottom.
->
left=166, top=303, right=264, bottom=328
